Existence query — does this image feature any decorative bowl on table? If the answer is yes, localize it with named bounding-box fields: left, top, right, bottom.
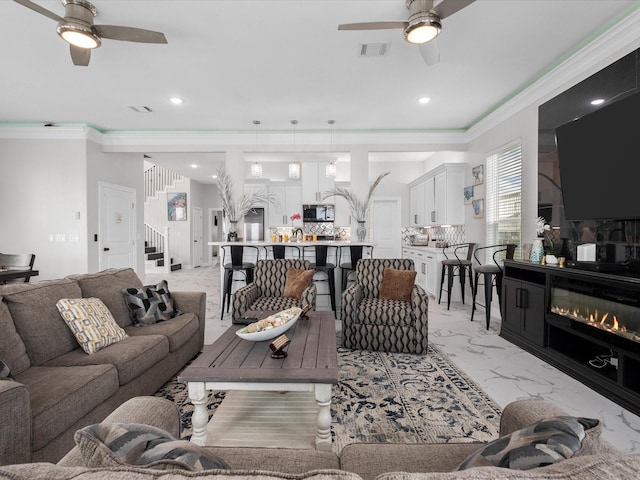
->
left=235, top=307, right=302, bottom=341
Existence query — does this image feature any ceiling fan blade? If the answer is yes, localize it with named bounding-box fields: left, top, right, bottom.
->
left=95, top=25, right=167, bottom=44
left=70, top=45, right=91, bottom=66
left=13, top=0, right=63, bottom=22
left=338, top=21, right=408, bottom=31
left=432, top=0, right=475, bottom=19
left=419, top=39, right=440, bottom=66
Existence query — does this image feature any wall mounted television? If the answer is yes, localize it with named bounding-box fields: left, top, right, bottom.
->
left=555, top=90, right=640, bottom=221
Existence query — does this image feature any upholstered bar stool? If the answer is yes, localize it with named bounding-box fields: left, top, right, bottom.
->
left=303, top=244, right=338, bottom=313
left=438, top=243, right=476, bottom=310
left=220, top=245, right=259, bottom=319
left=339, top=244, right=374, bottom=292
left=471, top=243, right=517, bottom=330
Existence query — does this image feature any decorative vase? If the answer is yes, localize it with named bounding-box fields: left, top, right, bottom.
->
left=227, top=220, right=238, bottom=242
left=530, top=238, right=544, bottom=263
left=356, top=221, right=366, bottom=242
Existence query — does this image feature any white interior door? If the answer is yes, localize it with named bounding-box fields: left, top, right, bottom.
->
left=99, top=182, right=136, bottom=270
left=192, top=206, right=203, bottom=268
left=371, top=197, right=401, bottom=259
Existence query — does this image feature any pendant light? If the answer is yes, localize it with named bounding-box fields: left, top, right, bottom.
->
left=326, top=120, right=337, bottom=179
left=250, top=120, right=262, bottom=178
left=289, top=120, right=300, bottom=179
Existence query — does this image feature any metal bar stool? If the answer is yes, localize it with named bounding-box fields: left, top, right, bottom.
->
left=339, top=244, right=374, bottom=292
left=303, top=244, right=338, bottom=313
left=220, top=245, right=259, bottom=320
left=263, top=244, right=301, bottom=259
left=438, top=243, right=476, bottom=310
left=471, top=244, right=517, bottom=329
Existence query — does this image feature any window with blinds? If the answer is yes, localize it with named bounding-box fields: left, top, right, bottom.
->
left=485, top=142, right=522, bottom=259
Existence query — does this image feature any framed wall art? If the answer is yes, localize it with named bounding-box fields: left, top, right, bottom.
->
left=464, top=185, right=474, bottom=204
left=168, top=192, right=187, bottom=221
left=472, top=165, right=484, bottom=185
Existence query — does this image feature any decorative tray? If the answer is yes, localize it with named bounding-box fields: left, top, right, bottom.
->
left=235, top=307, right=302, bottom=341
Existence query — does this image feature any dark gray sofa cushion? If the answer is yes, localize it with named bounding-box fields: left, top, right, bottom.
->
left=2, top=279, right=82, bottom=365
left=0, top=296, right=31, bottom=375
left=68, top=268, right=143, bottom=328
left=44, top=335, right=170, bottom=385
left=14, top=365, right=119, bottom=452
left=124, top=312, right=199, bottom=352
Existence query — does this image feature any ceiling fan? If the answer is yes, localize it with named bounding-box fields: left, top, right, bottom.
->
left=14, top=0, right=167, bottom=66
left=338, top=0, right=475, bottom=65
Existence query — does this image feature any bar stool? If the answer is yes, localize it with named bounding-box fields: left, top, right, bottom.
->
left=471, top=244, right=517, bottom=329
left=263, top=244, right=301, bottom=259
left=339, top=244, right=374, bottom=292
left=303, top=245, right=338, bottom=313
left=438, top=243, right=476, bottom=310
left=220, top=245, right=259, bottom=320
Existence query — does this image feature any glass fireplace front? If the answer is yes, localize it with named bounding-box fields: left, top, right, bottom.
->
left=550, top=278, right=640, bottom=343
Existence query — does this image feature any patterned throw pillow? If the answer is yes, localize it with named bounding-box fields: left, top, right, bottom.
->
left=75, top=422, right=230, bottom=471
left=379, top=268, right=416, bottom=302
left=56, top=298, right=129, bottom=355
left=0, top=360, right=12, bottom=380
left=283, top=268, right=314, bottom=299
left=122, top=280, right=182, bottom=326
left=457, top=416, right=599, bottom=471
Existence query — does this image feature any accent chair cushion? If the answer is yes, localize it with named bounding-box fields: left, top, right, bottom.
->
left=379, top=268, right=416, bottom=302
left=75, top=422, right=230, bottom=471
left=122, top=280, right=182, bottom=326
left=283, top=268, right=314, bottom=299
left=56, top=298, right=129, bottom=354
left=457, top=416, right=599, bottom=471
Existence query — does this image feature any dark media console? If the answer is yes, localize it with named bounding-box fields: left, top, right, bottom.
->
left=501, top=260, right=640, bottom=416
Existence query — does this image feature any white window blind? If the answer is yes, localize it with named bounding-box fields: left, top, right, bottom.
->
left=486, top=143, right=522, bottom=258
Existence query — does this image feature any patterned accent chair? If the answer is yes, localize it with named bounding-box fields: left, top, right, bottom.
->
left=232, top=259, right=317, bottom=324
left=341, top=258, right=429, bottom=354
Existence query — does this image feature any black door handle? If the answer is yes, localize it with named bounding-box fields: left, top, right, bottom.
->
left=103, top=247, right=110, bottom=251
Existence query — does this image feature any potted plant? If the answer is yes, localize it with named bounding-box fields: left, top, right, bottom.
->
left=322, top=172, right=390, bottom=242
left=215, top=167, right=278, bottom=241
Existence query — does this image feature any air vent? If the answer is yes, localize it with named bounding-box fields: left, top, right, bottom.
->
left=129, top=105, right=153, bottom=113
left=358, top=42, right=389, bottom=57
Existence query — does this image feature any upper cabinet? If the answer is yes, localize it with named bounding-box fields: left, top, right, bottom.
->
left=409, top=163, right=466, bottom=226
left=268, top=184, right=302, bottom=227
left=301, top=162, right=335, bottom=203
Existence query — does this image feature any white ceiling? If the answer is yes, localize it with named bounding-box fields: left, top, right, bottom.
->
left=2, top=0, right=639, bottom=183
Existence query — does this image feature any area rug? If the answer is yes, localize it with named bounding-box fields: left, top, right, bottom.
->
left=155, top=344, right=502, bottom=452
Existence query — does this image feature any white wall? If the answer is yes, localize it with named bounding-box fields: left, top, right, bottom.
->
left=0, top=137, right=88, bottom=280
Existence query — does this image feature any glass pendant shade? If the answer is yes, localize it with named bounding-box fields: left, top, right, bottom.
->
left=289, top=162, right=300, bottom=179
left=326, top=162, right=336, bottom=179
left=250, top=162, right=262, bottom=178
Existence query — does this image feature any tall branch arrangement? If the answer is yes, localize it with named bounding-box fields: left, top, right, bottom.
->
left=215, top=167, right=279, bottom=221
left=322, top=172, right=390, bottom=221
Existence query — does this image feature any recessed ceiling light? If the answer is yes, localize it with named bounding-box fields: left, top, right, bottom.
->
left=170, top=97, right=184, bottom=105
left=191, top=164, right=198, bottom=168
left=590, top=98, right=605, bottom=105
left=418, top=97, right=431, bottom=105
left=211, top=175, right=218, bottom=179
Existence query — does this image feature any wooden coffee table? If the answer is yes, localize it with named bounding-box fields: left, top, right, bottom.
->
left=178, top=310, right=338, bottom=451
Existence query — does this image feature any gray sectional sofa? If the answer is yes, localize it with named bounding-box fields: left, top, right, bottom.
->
left=0, top=268, right=205, bottom=466
left=0, top=396, right=638, bottom=479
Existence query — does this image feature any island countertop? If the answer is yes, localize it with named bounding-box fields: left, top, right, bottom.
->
left=207, top=240, right=374, bottom=247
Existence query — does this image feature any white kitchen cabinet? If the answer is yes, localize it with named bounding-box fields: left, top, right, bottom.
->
left=268, top=184, right=302, bottom=227
left=333, top=181, right=351, bottom=226
left=302, top=162, right=335, bottom=203
left=424, top=250, right=438, bottom=296
left=409, top=182, right=426, bottom=226
left=402, top=247, right=427, bottom=291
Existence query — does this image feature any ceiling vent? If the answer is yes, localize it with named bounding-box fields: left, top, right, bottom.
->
left=358, top=42, right=389, bottom=57
left=129, top=105, right=153, bottom=113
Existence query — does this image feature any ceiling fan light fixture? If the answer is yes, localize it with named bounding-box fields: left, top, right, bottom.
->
left=404, top=14, right=441, bottom=44
left=57, top=22, right=101, bottom=48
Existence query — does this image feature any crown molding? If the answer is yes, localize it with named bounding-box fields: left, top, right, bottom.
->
left=0, top=125, right=99, bottom=141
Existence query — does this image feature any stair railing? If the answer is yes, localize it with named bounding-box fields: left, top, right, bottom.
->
left=145, top=223, right=171, bottom=274
left=144, top=164, right=184, bottom=202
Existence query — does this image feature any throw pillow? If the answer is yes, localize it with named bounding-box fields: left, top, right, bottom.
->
left=379, top=268, right=416, bottom=302
left=0, top=360, right=12, bottom=381
left=283, top=268, right=315, bottom=299
left=457, top=416, right=600, bottom=471
left=56, top=298, right=129, bottom=355
left=122, top=280, right=182, bottom=326
left=75, top=422, right=230, bottom=471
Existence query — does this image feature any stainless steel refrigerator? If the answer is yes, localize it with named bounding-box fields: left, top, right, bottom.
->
left=243, top=208, right=264, bottom=241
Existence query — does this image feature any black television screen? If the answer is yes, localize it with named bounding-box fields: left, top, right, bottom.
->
left=555, top=91, right=640, bottom=221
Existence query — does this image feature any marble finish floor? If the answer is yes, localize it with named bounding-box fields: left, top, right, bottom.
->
left=145, top=265, right=640, bottom=454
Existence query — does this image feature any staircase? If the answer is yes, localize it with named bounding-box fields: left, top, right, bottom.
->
left=145, top=242, right=182, bottom=272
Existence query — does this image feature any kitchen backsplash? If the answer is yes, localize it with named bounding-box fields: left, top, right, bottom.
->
left=402, top=225, right=465, bottom=246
